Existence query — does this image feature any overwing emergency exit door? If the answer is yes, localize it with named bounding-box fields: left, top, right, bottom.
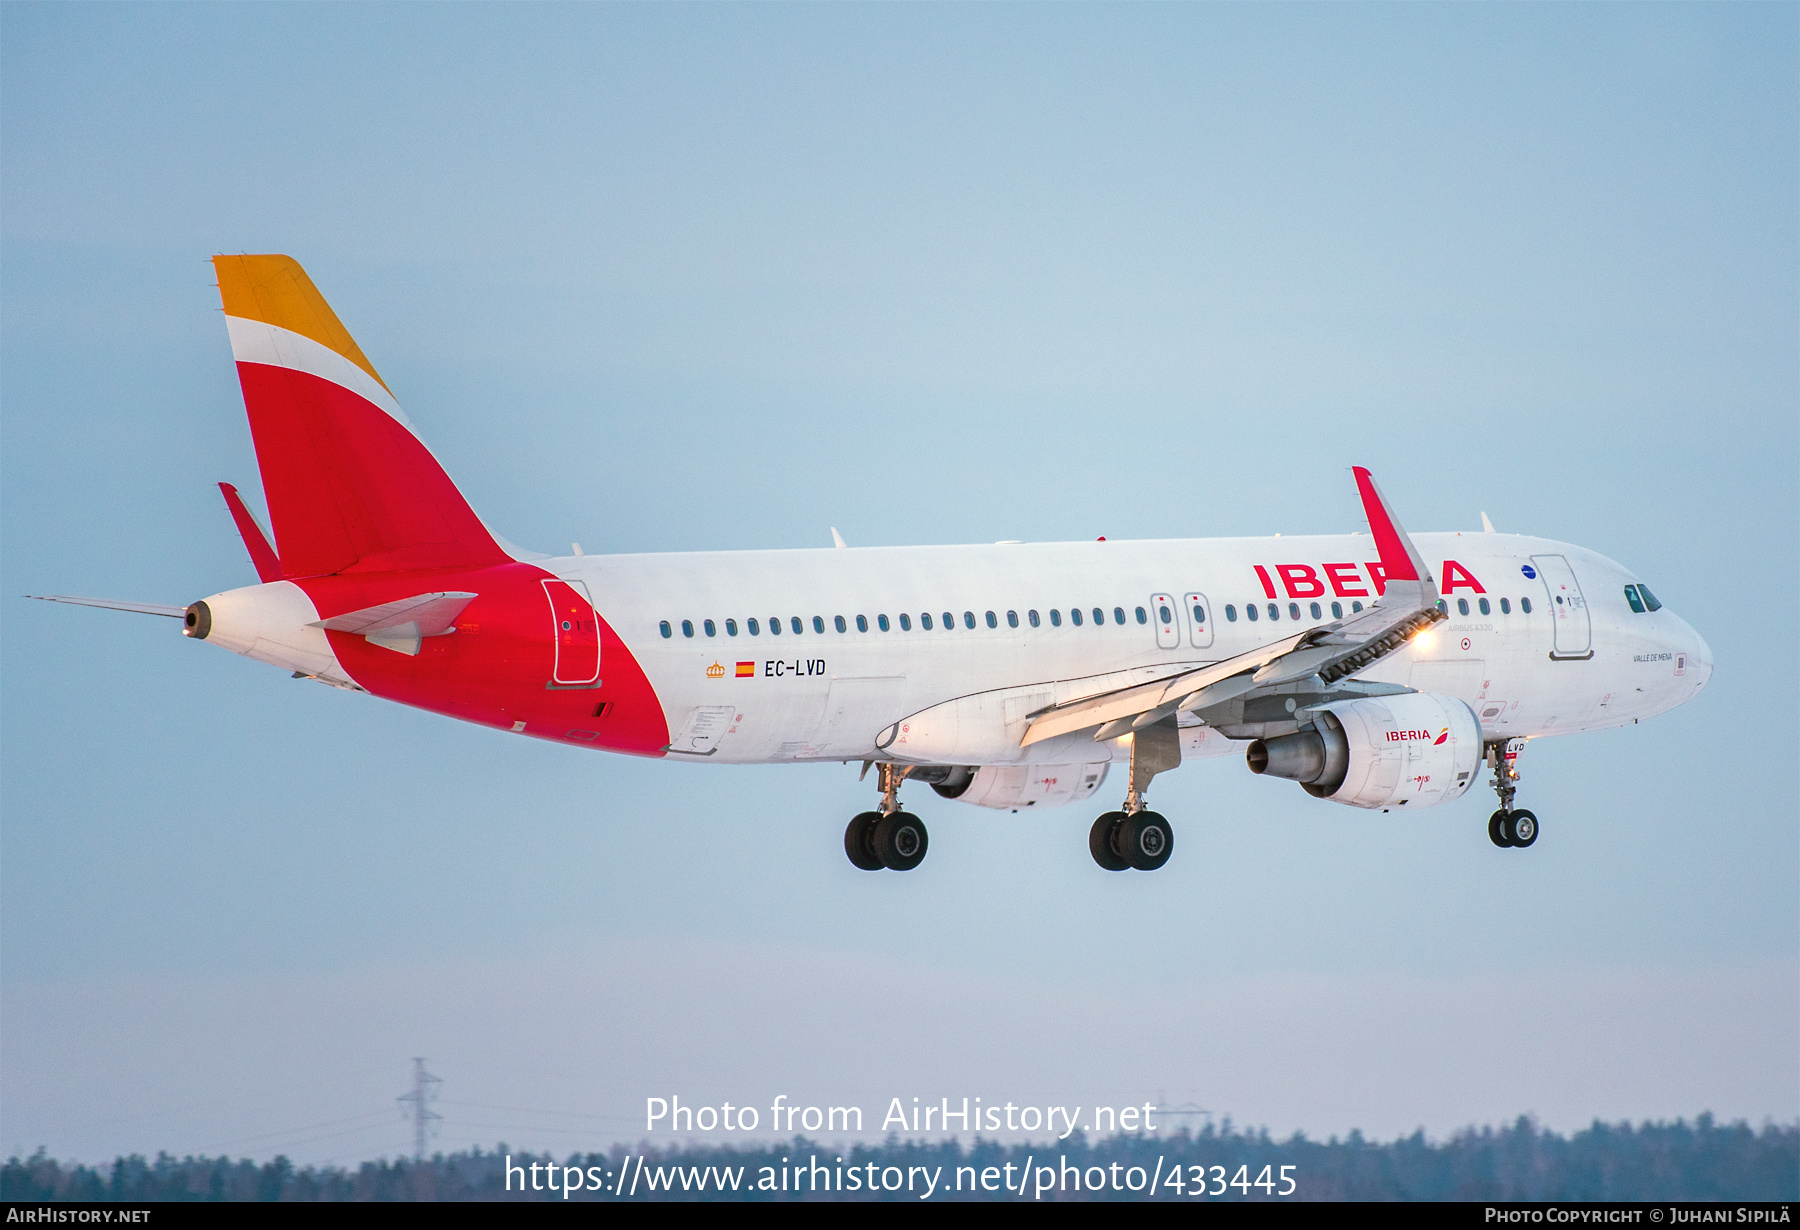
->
left=1150, top=593, right=1180, bottom=649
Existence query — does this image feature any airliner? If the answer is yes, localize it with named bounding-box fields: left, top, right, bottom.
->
left=32, top=256, right=1713, bottom=873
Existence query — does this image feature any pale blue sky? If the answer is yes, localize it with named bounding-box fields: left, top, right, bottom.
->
left=3, top=4, right=1795, bottom=1164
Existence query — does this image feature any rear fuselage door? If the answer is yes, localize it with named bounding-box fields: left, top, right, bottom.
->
left=543, top=578, right=601, bottom=684
left=1530, top=554, right=1592, bottom=659
left=1150, top=593, right=1180, bottom=649
left=1183, top=591, right=1215, bottom=649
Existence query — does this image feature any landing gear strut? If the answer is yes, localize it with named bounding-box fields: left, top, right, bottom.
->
left=1485, top=737, right=1538, bottom=849
left=1089, top=717, right=1178, bottom=871
left=845, top=763, right=929, bottom=871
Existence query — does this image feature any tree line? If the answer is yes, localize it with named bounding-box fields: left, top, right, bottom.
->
left=4, top=1115, right=1794, bottom=1202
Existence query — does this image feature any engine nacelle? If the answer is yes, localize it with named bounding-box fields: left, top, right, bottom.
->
left=929, top=763, right=1110, bottom=811
left=1247, top=692, right=1482, bottom=810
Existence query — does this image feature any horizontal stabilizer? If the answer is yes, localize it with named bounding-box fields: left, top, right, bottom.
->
left=27, top=595, right=186, bottom=618
left=310, top=591, right=477, bottom=656
left=219, top=482, right=282, bottom=583
left=311, top=591, right=476, bottom=635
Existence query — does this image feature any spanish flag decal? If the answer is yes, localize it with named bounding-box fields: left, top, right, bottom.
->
left=736, top=661, right=756, bottom=678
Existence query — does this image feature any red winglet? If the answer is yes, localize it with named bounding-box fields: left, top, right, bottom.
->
left=1351, top=466, right=1426, bottom=585
left=219, top=482, right=283, bottom=583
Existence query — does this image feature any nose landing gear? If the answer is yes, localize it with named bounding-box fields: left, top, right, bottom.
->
left=1089, top=717, right=1178, bottom=871
left=1485, top=738, right=1538, bottom=849
left=845, top=763, right=929, bottom=871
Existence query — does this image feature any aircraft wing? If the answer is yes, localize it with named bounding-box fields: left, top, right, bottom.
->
left=1021, top=467, right=1445, bottom=747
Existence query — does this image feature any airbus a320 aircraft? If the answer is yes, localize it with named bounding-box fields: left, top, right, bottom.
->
left=34, top=256, right=1713, bottom=873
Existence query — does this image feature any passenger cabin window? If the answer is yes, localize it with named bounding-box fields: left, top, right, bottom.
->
left=1049, top=609, right=1061, bottom=627
left=748, top=618, right=760, bottom=635
left=920, top=613, right=932, bottom=630
left=1457, top=599, right=1469, bottom=616
left=1114, top=607, right=1126, bottom=625
left=1267, top=603, right=1279, bottom=621
left=1028, top=610, right=1040, bottom=627
left=1070, top=608, right=1083, bottom=626
left=1478, top=598, right=1490, bottom=616
left=792, top=616, right=804, bottom=634
left=897, top=614, right=909, bottom=631
left=1226, top=604, right=1238, bottom=622
left=1499, top=598, right=1510, bottom=614
left=1352, top=601, right=1364, bottom=612
left=660, top=620, right=672, bottom=639
left=964, top=611, right=976, bottom=629
left=1246, top=604, right=1259, bottom=622
left=1288, top=603, right=1300, bottom=620
left=726, top=619, right=738, bottom=636
left=682, top=620, right=695, bottom=638
left=704, top=619, right=716, bottom=637
left=942, top=612, right=954, bottom=630
left=1193, top=602, right=1206, bottom=623
left=1159, top=604, right=1173, bottom=625
left=836, top=616, right=848, bottom=633
left=1310, top=602, right=1321, bottom=620
left=1330, top=602, right=1342, bottom=618
left=812, top=616, right=824, bottom=633
left=1135, top=606, right=1147, bottom=625
left=1520, top=597, right=1532, bottom=614
left=855, top=615, right=867, bottom=632
left=1007, top=610, right=1019, bottom=628
left=1638, top=585, right=1663, bottom=612
left=1092, top=608, right=1104, bottom=625
left=986, top=611, right=998, bottom=628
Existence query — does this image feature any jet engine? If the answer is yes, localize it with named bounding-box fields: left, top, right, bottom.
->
left=921, top=763, right=1110, bottom=811
left=1247, top=692, right=1481, bottom=810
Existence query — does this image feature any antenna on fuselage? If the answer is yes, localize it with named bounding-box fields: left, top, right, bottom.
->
left=831, top=527, right=848, bottom=549
left=1481, top=512, right=1496, bottom=533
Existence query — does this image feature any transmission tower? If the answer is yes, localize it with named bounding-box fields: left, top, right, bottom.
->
left=396, top=1057, right=442, bottom=1159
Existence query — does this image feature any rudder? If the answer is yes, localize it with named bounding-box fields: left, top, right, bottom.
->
left=213, top=255, right=508, bottom=578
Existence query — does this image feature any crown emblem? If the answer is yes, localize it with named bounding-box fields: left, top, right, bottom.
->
left=706, top=661, right=725, bottom=679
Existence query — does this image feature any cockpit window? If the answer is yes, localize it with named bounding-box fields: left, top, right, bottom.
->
left=1624, top=585, right=1646, bottom=614
left=1637, top=584, right=1663, bottom=612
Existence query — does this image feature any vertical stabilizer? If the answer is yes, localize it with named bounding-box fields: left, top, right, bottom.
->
left=212, top=255, right=508, bottom=578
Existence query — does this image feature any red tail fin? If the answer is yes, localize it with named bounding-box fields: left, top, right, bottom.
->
left=213, top=255, right=508, bottom=578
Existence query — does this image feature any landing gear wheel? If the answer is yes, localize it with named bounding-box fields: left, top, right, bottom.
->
left=1116, top=810, right=1173, bottom=871
left=872, top=811, right=928, bottom=871
left=1488, top=810, right=1514, bottom=848
left=844, top=811, right=883, bottom=871
left=1089, top=812, right=1129, bottom=871
left=1507, top=809, right=1539, bottom=848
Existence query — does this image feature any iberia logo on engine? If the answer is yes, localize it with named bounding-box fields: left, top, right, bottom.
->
left=1388, top=727, right=1451, bottom=744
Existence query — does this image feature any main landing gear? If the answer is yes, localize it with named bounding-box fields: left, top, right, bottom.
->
left=845, top=763, right=929, bottom=872
left=1089, top=717, right=1179, bottom=872
left=1485, top=737, right=1539, bottom=849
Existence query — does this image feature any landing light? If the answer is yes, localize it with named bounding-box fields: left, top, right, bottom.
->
left=1413, top=631, right=1436, bottom=651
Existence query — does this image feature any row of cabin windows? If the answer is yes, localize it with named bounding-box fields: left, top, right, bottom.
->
left=1436, top=596, right=1534, bottom=616
left=1225, top=600, right=1365, bottom=623
left=1624, top=584, right=1662, bottom=613
left=657, top=605, right=1167, bottom=640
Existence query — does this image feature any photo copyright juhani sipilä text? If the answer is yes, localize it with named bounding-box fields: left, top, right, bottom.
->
left=501, top=1095, right=1300, bottom=1199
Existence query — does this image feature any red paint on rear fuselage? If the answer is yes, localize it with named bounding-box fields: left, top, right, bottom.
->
left=290, top=563, right=669, bottom=757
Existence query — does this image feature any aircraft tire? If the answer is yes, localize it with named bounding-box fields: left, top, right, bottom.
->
left=873, top=811, right=928, bottom=871
left=1089, top=812, right=1130, bottom=871
left=1488, top=810, right=1514, bottom=848
left=1508, top=809, right=1539, bottom=848
left=844, top=811, right=884, bottom=871
left=1118, top=810, right=1173, bottom=871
